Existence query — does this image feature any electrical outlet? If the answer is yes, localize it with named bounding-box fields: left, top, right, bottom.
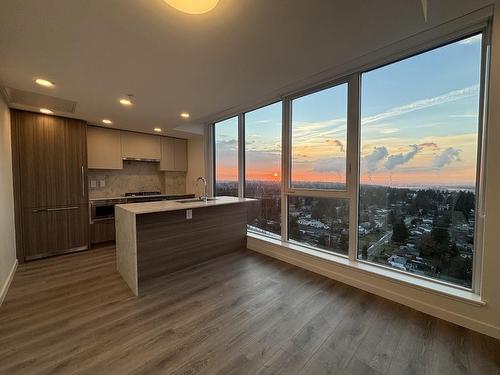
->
left=186, top=209, right=193, bottom=220
left=99, top=179, right=106, bottom=187
left=90, top=180, right=97, bottom=188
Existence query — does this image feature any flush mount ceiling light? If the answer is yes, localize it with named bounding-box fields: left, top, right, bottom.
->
left=102, top=119, right=112, bottom=125
left=153, top=127, right=162, bottom=132
left=163, top=0, right=219, bottom=14
left=180, top=112, right=190, bottom=119
left=40, top=108, right=53, bottom=114
left=35, top=78, right=55, bottom=88
left=119, top=98, right=132, bottom=106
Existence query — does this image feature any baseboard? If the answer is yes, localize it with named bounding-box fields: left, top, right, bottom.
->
left=247, top=236, right=500, bottom=340
left=0, top=259, right=18, bottom=306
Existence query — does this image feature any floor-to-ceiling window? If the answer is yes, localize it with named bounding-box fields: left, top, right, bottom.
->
left=211, top=30, right=487, bottom=291
left=214, top=116, right=239, bottom=196
left=244, top=102, right=282, bottom=237
left=358, top=34, right=483, bottom=288
left=288, top=83, right=350, bottom=255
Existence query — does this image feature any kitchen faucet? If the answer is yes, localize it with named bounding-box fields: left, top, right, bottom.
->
left=196, top=176, right=208, bottom=202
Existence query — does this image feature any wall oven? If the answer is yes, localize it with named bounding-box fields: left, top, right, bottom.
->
left=89, top=199, right=126, bottom=224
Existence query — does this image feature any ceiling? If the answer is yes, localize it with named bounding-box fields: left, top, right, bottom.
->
left=0, top=0, right=494, bottom=137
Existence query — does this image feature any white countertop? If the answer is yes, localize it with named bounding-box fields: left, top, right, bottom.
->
left=115, top=196, right=256, bottom=215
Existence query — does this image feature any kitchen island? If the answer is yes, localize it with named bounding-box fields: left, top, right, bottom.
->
left=115, top=196, right=256, bottom=295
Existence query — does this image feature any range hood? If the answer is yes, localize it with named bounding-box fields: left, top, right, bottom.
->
left=122, top=157, right=160, bottom=162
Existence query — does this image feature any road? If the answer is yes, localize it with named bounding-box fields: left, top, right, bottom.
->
left=367, top=231, right=392, bottom=257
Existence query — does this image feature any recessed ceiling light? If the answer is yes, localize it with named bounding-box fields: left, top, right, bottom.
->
left=102, top=119, right=112, bottom=124
left=40, top=108, right=53, bottom=114
left=153, top=127, right=162, bottom=132
left=119, top=98, right=133, bottom=106
left=180, top=112, right=190, bottom=119
left=35, top=78, right=54, bottom=88
left=163, top=0, right=219, bottom=14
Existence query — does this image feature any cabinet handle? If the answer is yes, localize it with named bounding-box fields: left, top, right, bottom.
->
left=81, top=165, right=85, bottom=198
left=32, top=208, right=47, bottom=213
left=47, top=206, right=79, bottom=212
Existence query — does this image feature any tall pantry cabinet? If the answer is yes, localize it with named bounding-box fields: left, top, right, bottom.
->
left=11, top=109, right=89, bottom=261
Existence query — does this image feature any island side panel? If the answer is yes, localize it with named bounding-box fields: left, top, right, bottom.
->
left=136, top=202, right=248, bottom=289
left=115, top=206, right=139, bottom=296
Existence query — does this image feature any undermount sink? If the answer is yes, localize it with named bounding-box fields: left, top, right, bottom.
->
left=177, top=198, right=218, bottom=203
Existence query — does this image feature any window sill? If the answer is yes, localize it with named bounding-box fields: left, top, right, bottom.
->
left=247, top=232, right=485, bottom=307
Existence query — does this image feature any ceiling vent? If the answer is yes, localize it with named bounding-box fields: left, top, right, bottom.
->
left=1, top=87, right=77, bottom=113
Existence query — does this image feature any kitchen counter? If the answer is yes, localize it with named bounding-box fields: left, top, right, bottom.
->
left=115, top=196, right=255, bottom=215
left=88, top=193, right=195, bottom=246
left=115, top=196, right=257, bottom=295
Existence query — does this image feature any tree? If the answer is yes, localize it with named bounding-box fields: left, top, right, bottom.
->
left=419, top=234, right=437, bottom=259
left=463, top=256, right=473, bottom=282
left=454, top=191, right=475, bottom=220
left=361, top=244, right=368, bottom=260
left=431, top=218, right=450, bottom=252
left=311, top=202, right=326, bottom=220
left=448, top=254, right=472, bottom=285
left=289, top=216, right=301, bottom=240
left=294, top=197, right=303, bottom=212
left=387, top=210, right=397, bottom=227
left=392, top=217, right=409, bottom=244
left=339, top=232, right=348, bottom=253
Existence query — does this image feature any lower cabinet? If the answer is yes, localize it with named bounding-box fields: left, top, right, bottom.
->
left=90, top=219, right=116, bottom=245
left=22, top=205, right=88, bottom=260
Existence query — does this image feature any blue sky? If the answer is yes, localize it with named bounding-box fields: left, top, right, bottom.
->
left=215, top=33, right=483, bottom=187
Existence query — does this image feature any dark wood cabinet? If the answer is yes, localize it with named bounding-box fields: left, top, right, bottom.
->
left=90, top=219, right=116, bottom=245
left=11, top=110, right=89, bottom=261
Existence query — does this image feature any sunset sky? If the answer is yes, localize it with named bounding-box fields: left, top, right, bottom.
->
left=215, top=33, right=482, bottom=188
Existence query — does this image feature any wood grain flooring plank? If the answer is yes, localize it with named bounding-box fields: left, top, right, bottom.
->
left=385, top=309, right=435, bottom=375
left=0, top=246, right=498, bottom=375
left=298, top=291, right=383, bottom=375
left=1, top=253, right=278, bottom=373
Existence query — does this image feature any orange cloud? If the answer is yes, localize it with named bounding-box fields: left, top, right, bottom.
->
left=419, top=142, right=438, bottom=149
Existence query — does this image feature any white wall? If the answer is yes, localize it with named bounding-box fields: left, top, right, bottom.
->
left=476, top=0, right=500, bottom=339
left=0, top=96, right=17, bottom=305
left=247, top=4, right=500, bottom=340
left=186, top=135, right=206, bottom=196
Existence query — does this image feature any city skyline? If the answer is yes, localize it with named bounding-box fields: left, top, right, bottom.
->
left=215, top=34, right=482, bottom=188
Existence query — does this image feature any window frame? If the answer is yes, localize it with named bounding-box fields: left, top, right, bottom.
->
left=283, top=75, right=358, bottom=258
left=212, top=115, right=240, bottom=197
left=354, top=28, right=490, bottom=293
left=243, top=100, right=284, bottom=239
left=208, top=21, right=491, bottom=294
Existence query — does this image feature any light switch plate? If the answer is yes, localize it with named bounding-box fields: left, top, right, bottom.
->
left=186, top=209, right=193, bottom=220
left=99, top=179, right=106, bottom=187
left=90, top=180, right=97, bottom=188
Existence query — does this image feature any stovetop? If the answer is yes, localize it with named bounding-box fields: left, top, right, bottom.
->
left=124, top=191, right=162, bottom=197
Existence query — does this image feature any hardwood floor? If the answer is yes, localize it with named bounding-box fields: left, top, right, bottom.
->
left=0, top=246, right=499, bottom=375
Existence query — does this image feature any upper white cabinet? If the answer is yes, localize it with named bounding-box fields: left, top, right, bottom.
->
left=160, top=137, right=187, bottom=172
left=121, top=131, right=161, bottom=160
left=173, top=138, right=188, bottom=171
left=87, top=126, right=123, bottom=170
left=87, top=127, right=186, bottom=171
left=160, top=137, right=175, bottom=171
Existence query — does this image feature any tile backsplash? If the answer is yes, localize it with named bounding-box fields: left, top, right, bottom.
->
left=88, top=160, right=186, bottom=198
